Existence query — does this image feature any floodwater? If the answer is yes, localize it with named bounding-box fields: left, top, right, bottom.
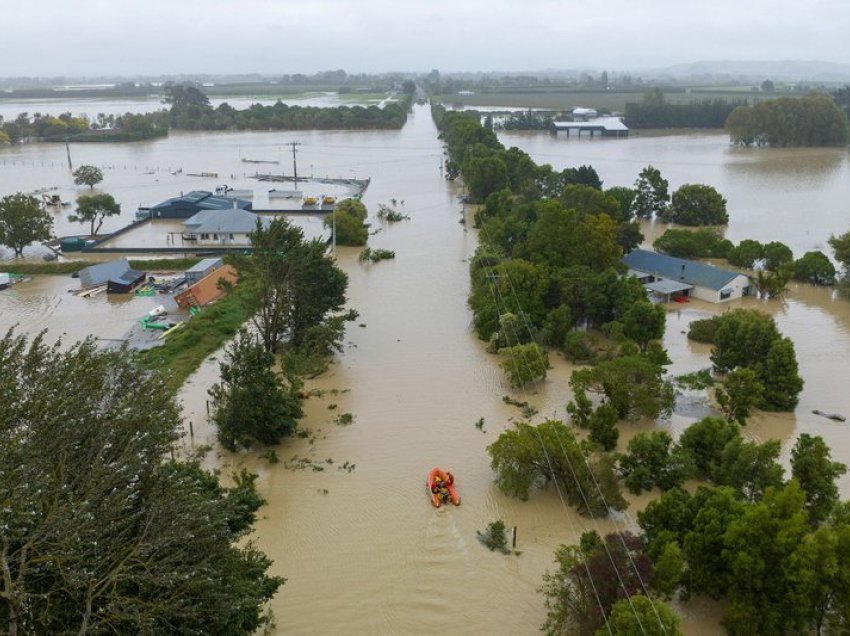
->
left=3, top=106, right=850, bottom=634
left=0, top=92, right=386, bottom=120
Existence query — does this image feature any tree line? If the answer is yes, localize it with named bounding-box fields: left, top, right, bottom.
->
left=625, top=88, right=747, bottom=129
left=726, top=93, right=849, bottom=147
left=434, top=101, right=810, bottom=633
left=1, top=211, right=360, bottom=629
left=0, top=83, right=415, bottom=144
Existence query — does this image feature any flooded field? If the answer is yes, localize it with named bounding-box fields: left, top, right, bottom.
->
left=3, top=105, right=850, bottom=633
left=0, top=91, right=389, bottom=121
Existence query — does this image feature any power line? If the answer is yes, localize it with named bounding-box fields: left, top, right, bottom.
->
left=488, top=223, right=670, bottom=634
left=487, top=273, right=648, bottom=636
left=483, top=279, right=613, bottom=636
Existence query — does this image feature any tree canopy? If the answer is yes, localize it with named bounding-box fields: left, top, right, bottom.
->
left=0, top=330, right=282, bottom=633
left=726, top=94, right=849, bottom=147
left=70, top=192, right=121, bottom=236
left=210, top=328, right=303, bottom=450
left=659, top=183, right=729, bottom=226
left=235, top=217, right=349, bottom=352
left=632, top=165, right=669, bottom=219
left=487, top=420, right=625, bottom=516
left=72, top=164, right=104, bottom=189
left=0, top=192, right=53, bottom=256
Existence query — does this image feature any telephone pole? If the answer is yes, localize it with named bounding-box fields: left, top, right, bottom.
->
left=286, top=141, right=301, bottom=182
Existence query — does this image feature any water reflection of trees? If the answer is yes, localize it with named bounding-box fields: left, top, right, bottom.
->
left=724, top=146, right=847, bottom=188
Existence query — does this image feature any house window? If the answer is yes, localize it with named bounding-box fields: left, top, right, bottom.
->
left=720, top=289, right=732, bottom=300
left=213, top=234, right=218, bottom=240
left=229, top=234, right=235, bottom=240
left=200, top=233, right=209, bottom=240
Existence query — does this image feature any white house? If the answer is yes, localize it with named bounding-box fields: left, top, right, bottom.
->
left=183, top=207, right=271, bottom=247
left=623, top=249, right=751, bottom=303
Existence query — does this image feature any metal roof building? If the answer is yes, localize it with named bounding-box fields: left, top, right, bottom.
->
left=184, top=208, right=271, bottom=235
left=150, top=191, right=252, bottom=220
left=623, top=249, right=751, bottom=303
left=552, top=116, right=629, bottom=138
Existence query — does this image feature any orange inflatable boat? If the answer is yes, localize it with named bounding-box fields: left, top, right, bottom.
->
left=427, top=467, right=461, bottom=507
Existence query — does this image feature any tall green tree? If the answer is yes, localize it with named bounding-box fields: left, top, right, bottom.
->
left=632, top=165, right=669, bottom=219
left=678, top=417, right=741, bottom=479
left=715, top=367, right=763, bottom=424
left=723, top=482, right=813, bottom=634
left=209, top=328, right=303, bottom=450
left=709, top=309, right=802, bottom=411
left=793, top=250, right=836, bottom=285
left=465, top=155, right=509, bottom=201
left=682, top=486, right=745, bottom=597
left=792, top=434, right=847, bottom=524
left=714, top=437, right=784, bottom=502
left=72, top=164, right=103, bottom=189
left=0, top=192, right=53, bottom=256
left=759, top=336, right=804, bottom=411
left=620, top=431, right=691, bottom=494
left=237, top=217, right=348, bottom=352
left=70, top=192, right=121, bottom=236
left=659, top=183, right=729, bottom=225
left=622, top=300, right=666, bottom=352
left=0, top=330, right=282, bottom=634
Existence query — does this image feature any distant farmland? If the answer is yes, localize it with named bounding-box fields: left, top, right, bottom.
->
left=436, top=88, right=765, bottom=112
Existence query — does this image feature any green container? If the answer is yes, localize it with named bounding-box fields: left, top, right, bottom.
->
left=60, top=237, right=87, bottom=252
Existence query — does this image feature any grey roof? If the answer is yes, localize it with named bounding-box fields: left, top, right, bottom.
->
left=184, top=208, right=271, bottom=234
left=553, top=116, right=629, bottom=131
left=151, top=191, right=251, bottom=212
left=623, top=249, right=744, bottom=291
left=186, top=257, right=223, bottom=274
left=645, top=279, right=693, bottom=294
left=110, top=269, right=145, bottom=285
left=79, top=258, right=132, bottom=288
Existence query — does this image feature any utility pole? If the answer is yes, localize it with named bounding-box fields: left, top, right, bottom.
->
left=286, top=141, right=301, bottom=182
left=65, top=137, right=73, bottom=172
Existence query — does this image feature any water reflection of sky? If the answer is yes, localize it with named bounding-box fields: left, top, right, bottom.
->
left=0, top=92, right=382, bottom=120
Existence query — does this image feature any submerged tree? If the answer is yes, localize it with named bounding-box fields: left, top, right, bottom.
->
left=600, top=595, right=683, bottom=636
left=488, top=420, right=626, bottom=516
left=327, top=198, right=369, bottom=246
left=632, top=165, right=669, bottom=219
left=499, top=342, right=549, bottom=387
left=540, top=531, right=652, bottom=636
left=70, top=192, right=121, bottom=236
left=72, top=164, right=104, bottom=189
left=0, top=330, right=282, bottom=634
left=659, top=183, right=729, bottom=226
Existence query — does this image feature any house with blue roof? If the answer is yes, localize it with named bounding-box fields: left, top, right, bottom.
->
left=622, top=249, right=751, bottom=303
left=149, top=191, right=252, bottom=219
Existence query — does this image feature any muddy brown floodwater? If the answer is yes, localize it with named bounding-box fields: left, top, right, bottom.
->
left=3, top=105, right=850, bottom=634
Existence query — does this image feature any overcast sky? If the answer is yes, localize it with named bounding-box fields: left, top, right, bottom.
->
left=2, top=0, right=849, bottom=76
